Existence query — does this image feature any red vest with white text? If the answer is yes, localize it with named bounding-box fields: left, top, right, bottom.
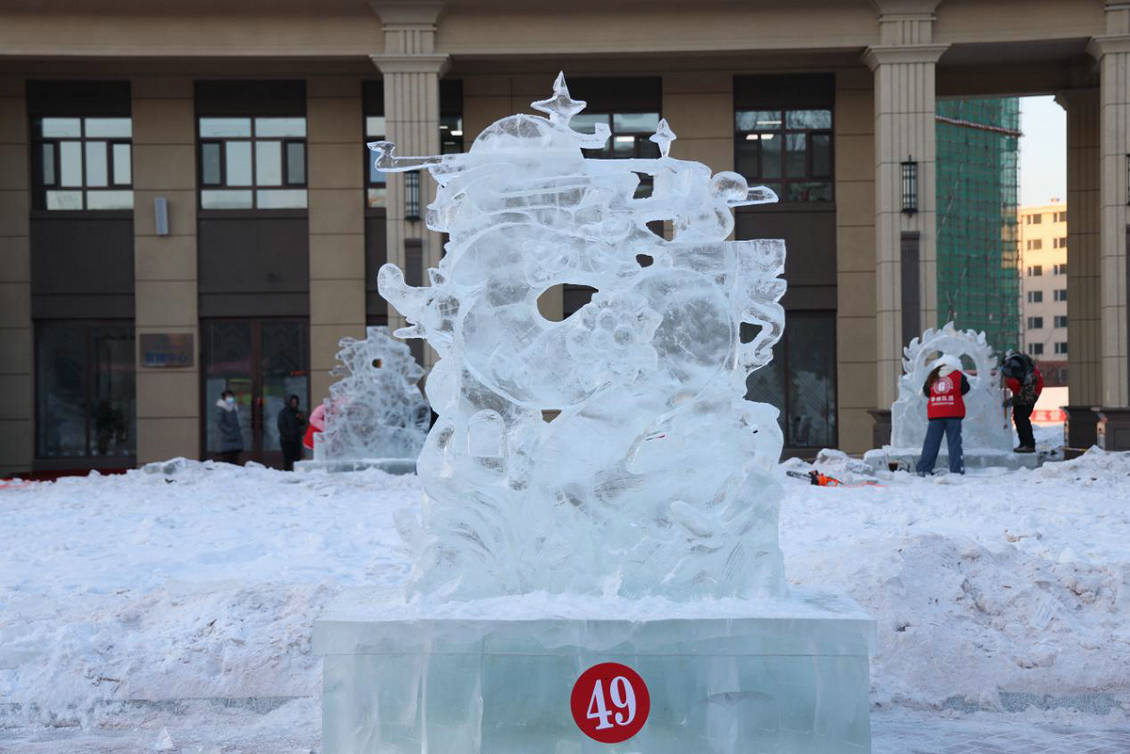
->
left=927, top=371, right=966, bottom=420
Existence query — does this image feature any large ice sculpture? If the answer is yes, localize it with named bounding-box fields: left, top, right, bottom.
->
left=313, top=326, right=430, bottom=464
left=315, top=75, right=874, bottom=754
left=374, top=72, right=787, bottom=601
left=889, top=322, right=1011, bottom=452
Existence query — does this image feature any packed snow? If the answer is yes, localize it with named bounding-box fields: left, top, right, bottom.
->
left=2, top=444, right=1129, bottom=752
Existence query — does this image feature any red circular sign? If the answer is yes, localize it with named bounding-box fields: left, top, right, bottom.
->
left=570, top=662, right=650, bottom=743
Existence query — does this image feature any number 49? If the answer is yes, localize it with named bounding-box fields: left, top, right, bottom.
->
left=587, top=676, right=637, bottom=730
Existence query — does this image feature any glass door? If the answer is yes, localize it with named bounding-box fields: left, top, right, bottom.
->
left=202, top=318, right=308, bottom=467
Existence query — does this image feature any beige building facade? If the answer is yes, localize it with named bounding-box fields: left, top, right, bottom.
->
left=1, top=0, right=1129, bottom=473
left=1019, top=201, right=1069, bottom=365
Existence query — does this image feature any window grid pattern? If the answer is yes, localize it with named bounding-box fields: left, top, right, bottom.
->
left=198, top=117, right=307, bottom=210
left=734, top=108, right=833, bottom=202
left=31, top=117, right=133, bottom=211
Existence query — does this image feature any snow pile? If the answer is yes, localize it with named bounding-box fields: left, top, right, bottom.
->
left=781, top=448, right=1130, bottom=717
left=1, top=450, right=1129, bottom=746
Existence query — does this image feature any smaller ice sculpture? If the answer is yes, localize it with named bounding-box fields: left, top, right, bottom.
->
left=314, top=326, right=430, bottom=465
left=890, top=322, right=1011, bottom=452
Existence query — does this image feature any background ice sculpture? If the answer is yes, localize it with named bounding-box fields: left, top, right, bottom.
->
left=314, top=326, right=430, bottom=463
left=890, top=322, right=1011, bottom=452
left=373, top=73, right=788, bottom=601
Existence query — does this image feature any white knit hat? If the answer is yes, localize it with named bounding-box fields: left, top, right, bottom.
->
left=929, top=354, right=962, bottom=376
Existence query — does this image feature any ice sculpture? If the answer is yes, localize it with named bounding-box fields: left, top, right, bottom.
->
left=313, top=326, right=430, bottom=463
left=373, top=72, right=787, bottom=601
left=890, top=322, right=1011, bottom=452
left=314, top=75, right=874, bottom=754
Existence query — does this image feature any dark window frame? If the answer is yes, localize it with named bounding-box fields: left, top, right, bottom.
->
left=30, top=118, right=134, bottom=212
left=195, top=117, right=309, bottom=210
left=734, top=108, right=834, bottom=203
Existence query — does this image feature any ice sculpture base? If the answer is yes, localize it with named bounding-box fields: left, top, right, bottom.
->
left=294, top=458, right=417, bottom=475
left=313, top=590, right=875, bottom=754
left=864, top=446, right=1044, bottom=472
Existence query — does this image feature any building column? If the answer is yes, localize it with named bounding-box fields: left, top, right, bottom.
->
left=307, top=77, right=367, bottom=406
left=834, top=68, right=879, bottom=453
left=1089, top=10, right=1130, bottom=446
left=0, top=77, right=32, bottom=475
left=863, top=15, right=948, bottom=414
left=132, top=77, right=200, bottom=464
left=370, top=2, right=448, bottom=365
left=1057, top=89, right=1102, bottom=447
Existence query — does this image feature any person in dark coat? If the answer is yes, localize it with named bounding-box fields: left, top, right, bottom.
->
left=917, top=354, right=971, bottom=476
left=1001, top=352, right=1043, bottom=453
left=216, top=389, right=244, bottom=465
left=277, top=394, right=306, bottom=471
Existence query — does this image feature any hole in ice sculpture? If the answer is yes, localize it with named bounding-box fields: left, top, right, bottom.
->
left=541, top=409, right=561, bottom=423
left=636, top=254, right=654, bottom=268
left=960, top=354, right=976, bottom=373
left=739, top=322, right=762, bottom=344
left=371, top=358, right=383, bottom=369
left=537, top=284, right=599, bottom=322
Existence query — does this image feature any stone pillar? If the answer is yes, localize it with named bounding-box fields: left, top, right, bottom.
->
left=862, top=4, right=948, bottom=413
left=308, top=77, right=367, bottom=406
left=0, top=77, right=32, bottom=475
left=371, top=1, right=448, bottom=366
left=132, top=77, right=200, bottom=465
left=1057, top=88, right=1101, bottom=447
left=1088, top=10, right=1130, bottom=425
left=835, top=68, right=879, bottom=452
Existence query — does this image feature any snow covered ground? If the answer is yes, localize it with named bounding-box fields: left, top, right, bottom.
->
left=2, top=441, right=1129, bottom=752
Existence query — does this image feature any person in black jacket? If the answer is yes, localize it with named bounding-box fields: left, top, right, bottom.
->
left=277, top=394, right=306, bottom=471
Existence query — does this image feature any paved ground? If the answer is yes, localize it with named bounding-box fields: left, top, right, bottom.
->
left=4, top=711, right=1130, bottom=753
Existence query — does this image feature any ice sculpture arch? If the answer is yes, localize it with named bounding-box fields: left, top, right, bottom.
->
left=890, top=322, right=1011, bottom=452
left=315, top=326, right=430, bottom=463
left=375, top=73, right=788, bottom=600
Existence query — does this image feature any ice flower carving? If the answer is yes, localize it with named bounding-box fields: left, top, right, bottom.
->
left=891, top=322, right=1011, bottom=452
left=374, top=73, right=788, bottom=600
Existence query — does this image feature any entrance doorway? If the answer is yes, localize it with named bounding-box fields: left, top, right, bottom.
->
left=201, top=318, right=309, bottom=467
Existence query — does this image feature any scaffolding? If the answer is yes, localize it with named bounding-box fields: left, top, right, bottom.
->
left=935, top=97, right=1021, bottom=356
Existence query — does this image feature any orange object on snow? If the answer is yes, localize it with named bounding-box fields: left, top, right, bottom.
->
left=303, top=403, right=326, bottom=451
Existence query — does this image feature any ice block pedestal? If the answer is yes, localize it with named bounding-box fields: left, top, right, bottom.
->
left=313, top=590, right=875, bottom=753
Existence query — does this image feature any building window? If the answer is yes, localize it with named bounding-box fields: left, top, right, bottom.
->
left=1026, top=239, right=1043, bottom=250
left=744, top=311, right=837, bottom=448
left=1053, top=263, right=1067, bottom=275
left=1027, top=290, right=1043, bottom=303
left=1028, top=316, right=1044, bottom=329
left=1054, top=315, right=1068, bottom=328
left=1056, top=210, right=1067, bottom=222
left=1026, top=213, right=1043, bottom=224
left=734, top=108, right=832, bottom=202
left=197, top=117, right=307, bottom=209
left=1054, top=289, right=1067, bottom=302
left=1028, top=342, right=1044, bottom=356
left=1027, top=265, right=1043, bottom=276
left=31, top=119, right=133, bottom=211
left=1054, top=342, right=1068, bottom=355
left=1053, top=236, right=1067, bottom=249
left=36, top=322, right=135, bottom=459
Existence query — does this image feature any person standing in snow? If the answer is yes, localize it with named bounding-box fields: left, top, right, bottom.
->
left=276, top=394, right=306, bottom=471
left=1001, top=352, right=1043, bottom=454
left=917, top=354, right=970, bottom=476
left=216, top=389, right=244, bottom=465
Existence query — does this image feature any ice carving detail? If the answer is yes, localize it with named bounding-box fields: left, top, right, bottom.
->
left=890, top=322, right=1011, bottom=452
left=315, top=327, right=430, bottom=463
left=374, top=74, right=788, bottom=600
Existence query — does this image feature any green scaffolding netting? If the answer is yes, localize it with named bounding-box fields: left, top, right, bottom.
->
left=936, top=97, right=1021, bottom=356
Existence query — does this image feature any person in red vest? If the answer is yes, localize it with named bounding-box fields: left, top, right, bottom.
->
left=1001, top=352, right=1043, bottom=453
left=917, top=354, right=971, bottom=476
